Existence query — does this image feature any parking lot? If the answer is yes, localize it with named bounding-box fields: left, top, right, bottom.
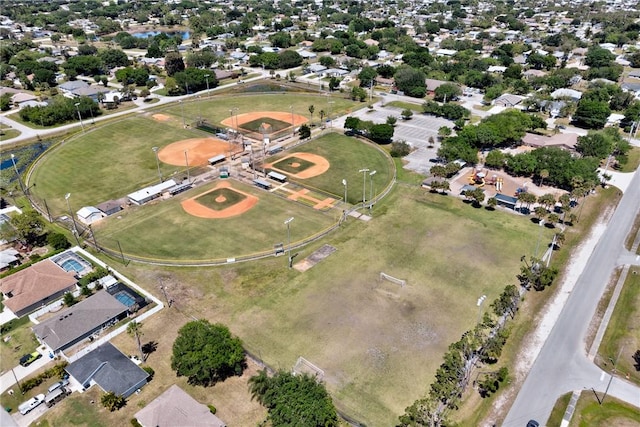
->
left=333, top=103, right=454, bottom=175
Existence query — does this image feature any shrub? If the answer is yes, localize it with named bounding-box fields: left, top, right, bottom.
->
left=130, top=419, right=143, bottom=427
left=142, top=366, right=155, bottom=380
left=208, top=404, right=217, bottom=414
left=390, top=140, right=411, bottom=157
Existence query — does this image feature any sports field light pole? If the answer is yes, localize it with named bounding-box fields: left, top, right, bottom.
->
left=342, top=179, right=347, bottom=204
left=328, top=101, right=335, bottom=128
left=359, top=168, right=369, bottom=208
left=151, top=146, right=162, bottom=184
left=290, top=105, right=295, bottom=137
left=74, top=102, right=85, bottom=133
left=10, top=154, right=27, bottom=196
left=204, top=74, right=210, bottom=97
left=179, top=100, right=185, bottom=128
left=65, top=193, right=80, bottom=247
left=184, top=150, right=190, bottom=183
left=369, top=170, right=377, bottom=211
left=284, top=217, right=294, bottom=268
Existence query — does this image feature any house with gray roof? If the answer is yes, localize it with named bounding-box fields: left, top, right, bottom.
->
left=32, top=290, right=128, bottom=354
left=135, top=385, right=227, bottom=427
left=66, top=342, right=149, bottom=398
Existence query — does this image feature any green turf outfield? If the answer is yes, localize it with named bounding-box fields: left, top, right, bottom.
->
left=92, top=180, right=337, bottom=261
left=240, top=117, right=290, bottom=133
left=196, top=187, right=246, bottom=211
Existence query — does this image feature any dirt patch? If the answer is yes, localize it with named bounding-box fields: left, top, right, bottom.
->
left=152, top=114, right=171, bottom=122
left=267, top=153, right=330, bottom=179
left=221, top=110, right=308, bottom=129
left=181, top=181, right=258, bottom=219
left=159, top=138, right=232, bottom=166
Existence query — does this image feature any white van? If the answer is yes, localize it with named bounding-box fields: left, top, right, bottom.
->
left=19, top=394, right=45, bottom=415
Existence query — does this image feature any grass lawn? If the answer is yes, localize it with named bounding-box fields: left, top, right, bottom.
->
left=275, top=133, right=393, bottom=204
left=0, top=359, right=64, bottom=413
left=0, top=316, right=41, bottom=373
left=618, top=146, right=640, bottom=173
left=92, top=180, right=337, bottom=261
left=384, top=100, right=423, bottom=112
left=569, top=393, right=640, bottom=426
left=596, top=265, right=640, bottom=385
left=1, top=128, right=21, bottom=140
left=548, top=392, right=573, bottom=426
left=106, top=185, right=547, bottom=426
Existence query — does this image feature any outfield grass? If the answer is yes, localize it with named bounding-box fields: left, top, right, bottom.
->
left=271, top=156, right=315, bottom=174
left=92, top=180, right=337, bottom=261
left=569, top=393, right=640, bottom=426
left=30, top=115, right=189, bottom=214
left=596, top=265, right=640, bottom=385
left=276, top=133, right=393, bottom=204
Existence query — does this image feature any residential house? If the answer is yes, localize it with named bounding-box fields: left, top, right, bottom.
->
left=135, top=385, right=227, bottom=427
left=58, top=80, right=89, bottom=95
left=0, top=248, right=21, bottom=271
left=0, top=259, right=77, bottom=317
left=551, top=88, right=582, bottom=101
left=493, top=93, right=525, bottom=108
left=66, top=342, right=149, bottom=398
left=32, top=290, right=129, bottom=354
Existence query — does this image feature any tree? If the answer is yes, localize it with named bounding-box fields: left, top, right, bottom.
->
left=573, top=99, right=610, bottom=129
left=278, top=50, right=302, bottom=69
left=344, top=116, right=362, bottom=131
left=394, top=66, right=426, bottom=98
left=98, top=49, right=130, bottom=69
left=164, top=52, right=185, bottom=77
left=328, top=77, right=340, bottom=91
left=487, top=197, right=497, bottom=210
left=434, top=83, right=461, bottom=102
left=298, top=124, right=311, bottom=139
left=101, top=391, right=126, bottom=411
left=368, top=123, right=394, bottom=144
left=538, top=169, right=549, bottom=187
left=351, top=86, right=366, bottom=102
left=390, top=140, right=411, bottom=157
left=47, top=232, right=70, bottom=250
left=171, top=320, right=245, bottom=386
left=127, top=321, right=144, bottom=361
left=358, top=66, right=377, bottom=88
left=308, top=105, right=314, bottom=125
left=248, top=370, right=339, bottom=426
left=139, top=88, right=150, bottom=99
left=438, top=126, right=452, bottom=139
left=401, top=109, right=413, bottom=120
left=386, top=115, right=397, bottom=126
left=10, top=210, right=45, bottom=246
left=63, top=292, right=77, bottom=307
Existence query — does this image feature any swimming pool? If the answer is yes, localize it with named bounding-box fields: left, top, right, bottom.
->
left=113, top=291, right=136, bottom=307
left=60, top=259, right=84, bottom=273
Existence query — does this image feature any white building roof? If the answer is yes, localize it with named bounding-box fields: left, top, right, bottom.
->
left=76, top=206, right=102, bottom=219
left=128, top=179, right=177, bottom=204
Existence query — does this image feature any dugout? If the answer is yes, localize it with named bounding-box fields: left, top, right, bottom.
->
left=253, top=178, right=272, bottom=190
left=208, top=154, right=226, bottom=165
left=267, top=145, right=283, bottom=155
left=495, top=193, right=517, bottom=210
left=267, top=171, right=287, bottom=183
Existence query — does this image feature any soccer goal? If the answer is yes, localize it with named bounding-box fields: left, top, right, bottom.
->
left=292, top=356, right=325, bottom=381
left=379, top=272, right=406, bottom=287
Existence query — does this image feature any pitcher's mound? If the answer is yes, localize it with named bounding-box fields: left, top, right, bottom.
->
left=159, top=138, right=232, bottom=166
left=152, top=114, right=171, bottom=121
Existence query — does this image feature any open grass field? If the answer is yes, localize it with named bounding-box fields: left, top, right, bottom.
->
left=596, top=265, right=640, bottom=385
left=0, top=316, right=40, bottom=373
left=569, top=393, right=640, bottom=426
left=92, top=180, right=337, bottom=261
left=103, top=184, right=551, bottom=426
left=272, top=133, right=393, bottom=204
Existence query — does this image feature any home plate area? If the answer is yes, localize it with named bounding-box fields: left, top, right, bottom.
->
left=293, top=244, right=336, bottom=272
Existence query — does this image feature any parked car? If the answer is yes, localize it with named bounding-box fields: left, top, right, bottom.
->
left=47, top=379, right=69, bottom=394
left=19, top=394, right=45, bottom=415
left=526, top=420, right=539, bottom=427
left=19, top=351, right=41, bottom=367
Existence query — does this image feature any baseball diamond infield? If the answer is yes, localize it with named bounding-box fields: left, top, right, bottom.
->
left=181, top=181, right=258, bottom=219
left=159, top=137, right=233, bottom=166
left=221, top=111, right=308, bottom=131
left=267, top=153, right=330, bottom=179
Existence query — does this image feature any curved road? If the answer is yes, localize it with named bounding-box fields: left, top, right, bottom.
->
left=503, top=167, right=640, bottom=426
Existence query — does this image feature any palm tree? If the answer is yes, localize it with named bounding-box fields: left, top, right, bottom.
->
left=248, top=369, right=270, bottom=404
left=319, top=110, right=326, bottom=128
left=308, top=105, right=315, bottom=126
left=127, top=321, right=144, bottom=361
left=538, top=169, right=549, bottom=187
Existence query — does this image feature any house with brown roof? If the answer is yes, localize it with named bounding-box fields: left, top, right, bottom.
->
left=0, top=259, right=77, bottom=317
left=135, top=384, right=227, bottom=427
left=522, top=132, right=579, bottom=151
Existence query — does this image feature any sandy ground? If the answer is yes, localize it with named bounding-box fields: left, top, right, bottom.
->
left=159, top=138, right=232, bottom=166
left=152, top=114, right=171, bottom=122
left=266, top=152, right=330, bottom=179
left=181, top=181, right=258, bottom=219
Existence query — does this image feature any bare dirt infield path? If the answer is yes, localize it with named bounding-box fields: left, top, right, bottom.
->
left=267, top=152, right=330, bottom=179
left=181, top=181, right=258, bottom=219
left=221, top=111, right=308, bottom=129
left=159, top=138, right=232, bottom=166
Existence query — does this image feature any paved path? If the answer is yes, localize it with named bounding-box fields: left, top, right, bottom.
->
left=503, top=167, right=640, bottom=426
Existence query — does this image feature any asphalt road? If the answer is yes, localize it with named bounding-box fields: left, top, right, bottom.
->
left=503, top=167, right=640, bottom=426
